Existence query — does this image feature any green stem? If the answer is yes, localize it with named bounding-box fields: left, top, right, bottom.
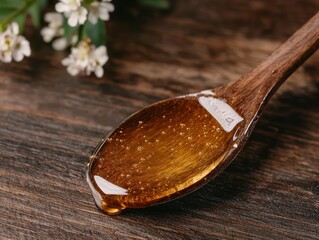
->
left=82, top=0, right=95, bottom=5
left=0, top=0, right=36, bottom=31
left=76, top=22, right=87, bottom=46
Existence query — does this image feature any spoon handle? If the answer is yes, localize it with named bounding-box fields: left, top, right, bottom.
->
left=224, top=11, right=319, bottom=120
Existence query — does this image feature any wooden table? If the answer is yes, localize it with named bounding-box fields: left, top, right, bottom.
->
left=1, top=1, right=318, bottom=239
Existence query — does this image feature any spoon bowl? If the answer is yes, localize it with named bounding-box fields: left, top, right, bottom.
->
left=87, top=90, right=246, bottom=214
left=87, top=12, right=319, bottom=215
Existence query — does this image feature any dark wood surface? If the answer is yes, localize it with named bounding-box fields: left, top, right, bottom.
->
left=1, top=0, right=318, bottom=239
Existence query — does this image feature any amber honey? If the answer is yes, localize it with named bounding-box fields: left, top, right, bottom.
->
left=85, top=12, right=319, bottom=215
left=87, top=91, right=244, bottom=215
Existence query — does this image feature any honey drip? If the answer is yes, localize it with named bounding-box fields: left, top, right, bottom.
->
left=87, top=92, right=244, bottom=215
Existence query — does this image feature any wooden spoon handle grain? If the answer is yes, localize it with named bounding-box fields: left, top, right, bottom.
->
left=246, top=11, right=319, bottom=94
left=222, top=11, right=319, bottom=121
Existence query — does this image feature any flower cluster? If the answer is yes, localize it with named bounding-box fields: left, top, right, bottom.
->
left=0, top=22, right=31, bottom=63
left=1, top=0, right=168, bottom=78
left=40, top=0, right=114, bottom=77
left=55, top=0, right=114, bottom=26
left=88, top=0, right=115, bottom=24
left=56, top=0, right=88, bottom=27
left=62, top=38, right=108, bottom=78
left=40, top=12, right=78, bottom=51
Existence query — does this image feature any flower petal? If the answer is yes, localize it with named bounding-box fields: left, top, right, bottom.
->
left=52, top=37, right=68, bottom=51
left=55, top=2, right=68, bottom=12
left=94, top=66, right=104, bottom=78
left=68, top=12, right=79, bottom=27
left=67, top=65, right=80, bottom=76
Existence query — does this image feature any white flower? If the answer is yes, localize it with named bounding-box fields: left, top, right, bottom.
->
left=62, top=40, right=90, bottom=76
left=87, top=46, right=108, bottom=77
left=6, top=22, right=19, bottom=35
left=41, top=27, right=57, bottom=42
left=89, top=0, right=114, bottom=24
left=52, top=37, right=68, bottom=51
left=12, top=36, right=31, bottom=62
left=56, top=0, right=87, bottom=27
left=61, top=39, right=108, bottom=77
left=52, top=35, right=78, bottom=51
left=45, top=12, right=64, bottom=29
left=0, top=31, right=14, bottom=62
left=0, top=22, right=31, bottom=63
left=41, top=12, right=78, bottom=51
left=68, top=6, right=88, bottom=27
left=41, top=12, right=64, bottom=43
left=56, top=0, right=81, bottom=13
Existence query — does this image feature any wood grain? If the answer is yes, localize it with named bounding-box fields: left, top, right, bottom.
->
left=1, top=0, right=318, bottom=239
left=219, top=11, right=319, bottom=121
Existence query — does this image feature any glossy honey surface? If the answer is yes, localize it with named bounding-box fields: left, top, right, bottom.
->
left=87, top=91, right=244, bottom=215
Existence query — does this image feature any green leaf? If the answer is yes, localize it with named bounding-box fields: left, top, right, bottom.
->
left=63, top=17, right=77, bottom=40
left=28, top=0, right=48, bottom=28
left=1, top=0, right=25, bottom=9
left=0, top=0, right=25, bottom=21
left=0, top=0, right=38, bottom=32
left=0, top=8, right=16, bottom=21
left=37, top=0, right=48, bottom=10
left=86, top=19, right=106, bottom=47
left=15, top=12, right=27, bottom=33
left=138, top=0, right=170, bottom=9
left=82, top=0, right=95, bottom=5
left=28, top=1, right=40, bottom=27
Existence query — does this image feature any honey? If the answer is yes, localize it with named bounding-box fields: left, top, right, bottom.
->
left=87, top=90, right=244, bottom=215
left=85, top=11, right=319, bottom=215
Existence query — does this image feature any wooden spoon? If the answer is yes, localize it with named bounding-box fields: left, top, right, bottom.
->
left=87, top=12, right=319, bottom=215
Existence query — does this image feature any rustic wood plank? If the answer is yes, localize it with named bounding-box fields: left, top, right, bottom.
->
left=0, top=0, right=318, bottom=239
